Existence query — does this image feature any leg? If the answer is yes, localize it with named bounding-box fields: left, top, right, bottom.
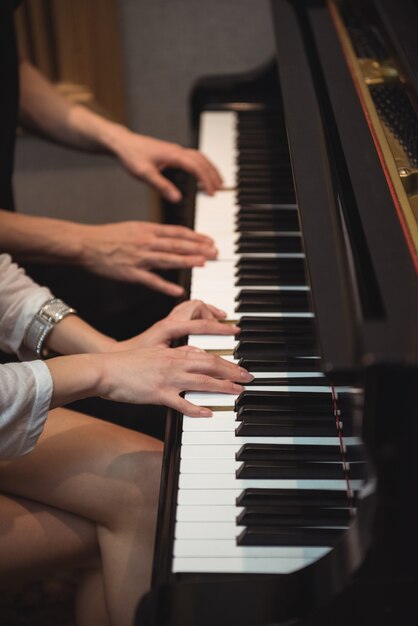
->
left=0, top=493, right=109, bottom=626
left=0, top=407, right=163, bottom=626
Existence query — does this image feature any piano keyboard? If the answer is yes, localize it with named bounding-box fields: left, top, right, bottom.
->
left=172, top=107, right=365, bottom=575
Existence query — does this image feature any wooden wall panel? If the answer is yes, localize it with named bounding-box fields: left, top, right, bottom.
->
left=15, top=0, right=126, bottom=122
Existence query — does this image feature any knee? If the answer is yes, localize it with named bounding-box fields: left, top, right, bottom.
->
left=101, top=446, right=163, bottom=530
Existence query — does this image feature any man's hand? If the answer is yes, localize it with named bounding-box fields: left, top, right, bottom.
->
left=20, top=61, right=223, bottom=200
left=79, top=221, right=218, bottom=296
left=112, top=130, right=223, bottom=202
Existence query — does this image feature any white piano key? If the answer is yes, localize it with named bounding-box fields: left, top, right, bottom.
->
left=177, top=489, right=242, bottom=505
left=184, top=385, right=333, bottom=407
left=179, top=459, right=239, bottom=474
left=182, top=412, right=236, bottom=431
left=191, top=285, right=309, bottom=297
left=178, top=474, right=355, bottom=491
left=176, top=505, right=241, bottom=522
left=187, top=335, right=237, bottom=351
left=175, top=521, right=238, bottom=540
left=188, top=301, right=315, bottom=321
left=180, top=444, right=242, bottom=459
left=173, top=539, right=331, bottom=560
left=194, top=190, right=236, bottom=220
left=172, top=556, right=322, bottom=574
left=181, top=432, right=341, bottom=446
left=198, top=113, right=237, bottom=188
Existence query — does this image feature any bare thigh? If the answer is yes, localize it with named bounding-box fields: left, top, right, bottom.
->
left=0, top=408, right=163, bottom=529
left=0, top=493, right=99, bottom=588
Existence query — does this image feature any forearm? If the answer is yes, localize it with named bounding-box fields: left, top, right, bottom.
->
left=0, top=209, right=88, bottom=263
left=46, top=352, right=104, bottom=408
left=45, top=314, right=117, bottom=356
left=19, top=60, right=130, bottom=153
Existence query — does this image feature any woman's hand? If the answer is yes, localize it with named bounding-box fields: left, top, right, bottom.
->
left=98, top=346, right=253, bottom=417
left=114, top=300, right=237, bottom=351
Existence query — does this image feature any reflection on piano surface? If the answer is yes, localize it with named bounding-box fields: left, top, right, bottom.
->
left=136, top=1, right=418, bottom=624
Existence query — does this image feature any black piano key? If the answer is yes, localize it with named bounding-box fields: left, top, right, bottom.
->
left=237, top=166, right=292, bottom=178
left=236, top=176, right=294, bottom=189
left=235, top=390, right=333, bottom=410
left=235, top=443, right=343, bottom=462
left=235, top=209, right=295, bottom=218
left=235, top=292, right=310, bottom=313
left=236, top=406, right=335, bottom=421
left=236, top=273, right=307, bottom=286
left=236, top=459, right=347, bottom=480
left=236, top=406, right=336, bottom=421
left=237, top=316, right=314, bottom=332
left=236, top=303, right=309, bottom=313
left=236, top=273, right=306, bottom=286
left=234, top=339, right=317, bottom=359
left=236, top=288, right=309, bottom=302
left=236, top=256, right=305, bottom=269
left=237, top=325, right=314, bottom=336
left=235, top=419, right=338, bottom=438
left=236, top=234, right=302, bottom=254
left=237, top=358, right=321, bottom=372
left=245, top=376, right=325, bottom=386
left=235, top=220, right=299, bottom=233
left=237, top=526, right=342, bottom=547
left=236, top=331, right=316, bottom=343
left=236, top=488, right=351, bottom=508
left=236, top=206, right=298, bottom=218
left=235, top=268, right=306, bottom=281
left=236, top=198, right=298, bottom=212
left=236, top=258, right=306, bottom=269
left=236, top=506, right=351, bottom=527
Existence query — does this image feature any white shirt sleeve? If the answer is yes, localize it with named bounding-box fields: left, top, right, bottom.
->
left=0, top=360, right=53, bottom=459
left=0, top=253, right=53, bottom=359
left=0, top=253, right=55, bottom=458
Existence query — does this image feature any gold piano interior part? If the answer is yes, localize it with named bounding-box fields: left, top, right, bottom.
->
left=328, top=0, right=418, bottom=262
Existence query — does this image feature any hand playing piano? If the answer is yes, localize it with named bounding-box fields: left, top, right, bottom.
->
left=111, top=131, right=223, bottom=202
left=98, top=345, right=252, bottom=417
left=112, top=300, right=238, bottom=350
left=78, top=221, right=218, bottom=296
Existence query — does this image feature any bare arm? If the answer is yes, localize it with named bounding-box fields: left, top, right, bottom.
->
left=5, top=61, right=222, bottom=294
left=43, top=300, right=249, bottom=416
left=19, top=60, right=222, bottom=200
left=0, top=209, right=219, bottom=295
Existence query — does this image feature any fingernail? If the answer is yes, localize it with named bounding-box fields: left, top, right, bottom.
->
left=169, top=189, right=181, bottom=202
left=171, top=286, right=185, bottom=297
left=231, top=324, right=240, bottom=332
left=199, top=408, right=212, bottom=417
left=232, top=383, right=245, bottom=392
left=240, top=370, right=254, bottom=381
left=205, top=246, right=218, bottom=257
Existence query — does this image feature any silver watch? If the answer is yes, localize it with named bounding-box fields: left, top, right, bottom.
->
left=24, top=298, right=77, bottom=357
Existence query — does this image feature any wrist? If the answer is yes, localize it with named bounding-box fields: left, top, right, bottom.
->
left=89, top=115, right=132, bottom=156
left=47, top=353, right=105, bottom=407
left=94, top=351, right=114, bottom=398
left=24, top=298, right=77, bottom=358
left=45, top=314, right=118, bottom=356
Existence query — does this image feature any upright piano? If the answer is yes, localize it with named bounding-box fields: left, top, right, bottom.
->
left=136, top=1, right=418, bottom=624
